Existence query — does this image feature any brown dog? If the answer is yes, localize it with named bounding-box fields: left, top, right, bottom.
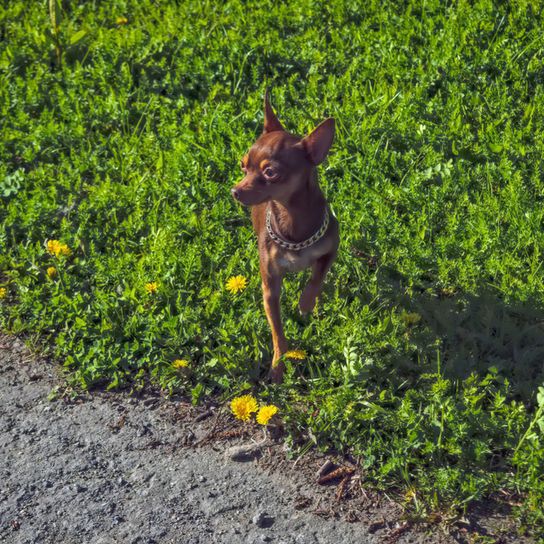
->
left=231, top=92, right=339, bottom=383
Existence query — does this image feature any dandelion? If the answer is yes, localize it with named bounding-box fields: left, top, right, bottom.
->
left=230, top=394, right=258, bottom=422
left=47, top=240, right=71, bottom=257
left=256, top=404, right=278, bottom=425
left=47, top=240, right=60, bottom=255
left=284, top=349, right=306, bottom=360
left=0, top=287, right=6, bottom=299
left=145, top=281, right=159, bottom=294
left=225, top=275, right=247, bottom=294
left=47, top=267, right=57, bottom=279
left=172, top=359, right=189, bottom=369
left=116, top=16, right=129, bottom=25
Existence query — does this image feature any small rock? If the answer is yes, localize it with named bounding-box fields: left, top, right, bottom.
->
left=225, top=443, right=261, bottom=462
left=252, top=510, right=274, bottom=528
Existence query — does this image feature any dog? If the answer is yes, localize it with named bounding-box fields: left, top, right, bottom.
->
left=231, top=91, right=339, bottom=383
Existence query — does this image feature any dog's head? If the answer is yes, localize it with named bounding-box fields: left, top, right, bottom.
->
left=231, top=91, right=335, bottom=206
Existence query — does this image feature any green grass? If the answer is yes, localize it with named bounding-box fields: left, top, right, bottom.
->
left=1, top=0, right=544, bottom=534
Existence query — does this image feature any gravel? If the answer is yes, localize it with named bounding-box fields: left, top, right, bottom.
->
left=0, top=335, right=378, bottom=544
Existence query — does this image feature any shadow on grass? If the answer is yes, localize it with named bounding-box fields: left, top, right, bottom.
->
left=367, top=262, right=544, bottom=405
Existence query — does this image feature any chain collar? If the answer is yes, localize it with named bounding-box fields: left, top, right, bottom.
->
left=265, top=205, right=330, bottom=251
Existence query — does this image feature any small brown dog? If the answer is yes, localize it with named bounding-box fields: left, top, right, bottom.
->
left=231, top=92, right=339, bottom=383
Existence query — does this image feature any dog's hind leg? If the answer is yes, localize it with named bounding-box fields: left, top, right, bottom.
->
left=299, top=250, right=337, bottom=315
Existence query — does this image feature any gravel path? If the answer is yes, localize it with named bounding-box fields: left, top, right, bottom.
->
left=0, top=334, right=533, bottom=544
left=0, top=336, right=382, bottom=544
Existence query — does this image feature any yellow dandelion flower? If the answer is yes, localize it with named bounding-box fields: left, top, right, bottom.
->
left=47, top=240, right=71, bottom=257
left=0, top=287, right=7, bottom=299
left=145, top=281, right=159, bottom=294
left=230, top=394, right=258, bottom=422
left=256, top=404, right=278, bottom=425
left=116, top=16, right=129, bottom=25
left=47, top=267, right=57, bottom=279
left=47, top=240, right=60, bottom=256
left=172, top=359, right=189, bottom=369
left=225, top=275, right=247, bottom=294
left=284, top=349, right=306, bottom=360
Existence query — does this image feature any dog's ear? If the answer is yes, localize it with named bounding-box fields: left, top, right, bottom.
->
left=263, top=89, right=284, bottom=133
left=299, top=118, right=335, bottom=165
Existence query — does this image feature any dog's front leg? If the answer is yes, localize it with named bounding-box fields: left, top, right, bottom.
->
left=261, top=269, right=288, bottom=383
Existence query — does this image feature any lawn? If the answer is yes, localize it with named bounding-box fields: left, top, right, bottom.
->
left=1, top=0, right=543, bottom=535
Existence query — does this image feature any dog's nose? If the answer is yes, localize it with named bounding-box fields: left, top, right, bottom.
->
left=231, top=188, right=240, bottom=201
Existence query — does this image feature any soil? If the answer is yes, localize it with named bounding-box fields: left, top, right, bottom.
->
left=0, top=333, right=535, bottom=544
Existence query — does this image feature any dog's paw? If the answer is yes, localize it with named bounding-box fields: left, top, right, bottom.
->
left=269, top=361, right=285, bottom=384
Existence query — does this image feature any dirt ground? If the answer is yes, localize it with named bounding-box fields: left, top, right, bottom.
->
left=0, top=333, right=534, bottom=544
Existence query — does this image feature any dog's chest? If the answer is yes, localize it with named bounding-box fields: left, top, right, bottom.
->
left=274, top=245, right=323, bottom=273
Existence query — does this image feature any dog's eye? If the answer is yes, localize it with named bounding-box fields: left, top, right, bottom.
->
left=240, top=160, right=247, bottom=173
left=262, top=167, right=277, bottom=180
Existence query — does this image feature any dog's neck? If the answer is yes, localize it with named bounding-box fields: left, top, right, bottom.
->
left=269, top=171, right=327, bottom=243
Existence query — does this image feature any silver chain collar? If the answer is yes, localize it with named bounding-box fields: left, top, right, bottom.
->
left=265, top=205, right=330, bottom=251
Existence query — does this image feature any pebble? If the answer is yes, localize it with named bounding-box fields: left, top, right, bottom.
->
left=252, top=510, right=274, bottom=528
left=225, top=442, right=261, bottom=462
